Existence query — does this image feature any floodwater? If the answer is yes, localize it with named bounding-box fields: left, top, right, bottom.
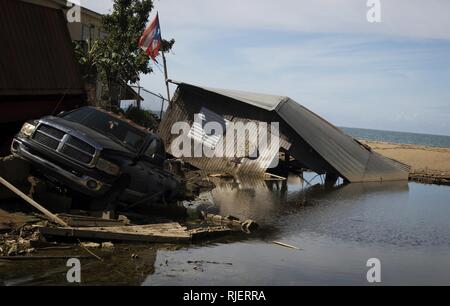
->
left=1, top=174, right=450, bottom=286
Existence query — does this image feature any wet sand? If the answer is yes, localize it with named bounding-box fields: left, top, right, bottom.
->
left=363, top=140, right=450, bottom=184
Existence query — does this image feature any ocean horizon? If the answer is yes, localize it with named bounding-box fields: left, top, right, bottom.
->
left=341, top=127, right=450, bottom=149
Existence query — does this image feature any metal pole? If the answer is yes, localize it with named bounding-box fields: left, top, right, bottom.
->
left=137, top=81, right=141, bottom=109
left=161, top=51, right=171, bottom=118
left=159, top=94, right=165, bottom=120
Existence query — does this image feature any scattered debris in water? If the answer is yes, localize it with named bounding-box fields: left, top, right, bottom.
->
left=272, top=241, right=301, bottom=250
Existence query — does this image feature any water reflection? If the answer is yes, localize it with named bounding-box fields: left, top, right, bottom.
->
left=4, top=173, right=450, bottom=285
left=0, top=245, right=159, bottom=286
left=205, top=174, right=409, bottom=228
left=147, top=178, right=450, bottom=286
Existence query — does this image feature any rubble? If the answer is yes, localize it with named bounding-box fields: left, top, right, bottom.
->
left=80, top=242, right=101, bottom=249
left=0, top=224, right=40, bottom=257
left=0, top=163, right=258, bottom=259
left=101, top=242, right=114, bottom=249
left=183, top=170, right=216, bottom=199
left=0, top=117, right=260, bottom=260
left=200, top=212, right=258, bottom=233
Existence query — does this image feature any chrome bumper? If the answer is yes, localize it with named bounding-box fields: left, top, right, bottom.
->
left=11, top=139, right=109, bottom=192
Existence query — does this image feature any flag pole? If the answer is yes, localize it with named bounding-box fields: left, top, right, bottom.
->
left=161, top=50, right=171, bottom=107
left=140, top=12, right=171, bottom=119
left=136, top=78, right=142, bottom=109
left=159, top=12, right=171, bottom=119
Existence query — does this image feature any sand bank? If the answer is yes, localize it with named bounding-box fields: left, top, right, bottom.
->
left=363, top=140, right=450, bottom=185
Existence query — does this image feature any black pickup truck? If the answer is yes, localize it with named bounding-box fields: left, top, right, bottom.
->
left=11, top=107, right=182, bottom=211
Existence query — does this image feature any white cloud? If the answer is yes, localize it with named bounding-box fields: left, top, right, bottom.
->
left=80, top=0, right=450, bottom=40
left=155, top=0, right=450, bottom=40
left=77, top=0, right=450, bottom=135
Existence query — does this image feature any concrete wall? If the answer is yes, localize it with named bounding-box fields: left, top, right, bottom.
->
left=67, top=9, right=104, bottom=42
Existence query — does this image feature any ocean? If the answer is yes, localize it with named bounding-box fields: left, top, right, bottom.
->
left=341, top=127, right=450, bottom=149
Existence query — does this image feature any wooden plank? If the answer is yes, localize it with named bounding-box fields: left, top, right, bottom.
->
left=56, top=214, right=126, bottom=227
left=0, top=176, right=68, bottom=227
left=38, top=223, right=192, bottom=244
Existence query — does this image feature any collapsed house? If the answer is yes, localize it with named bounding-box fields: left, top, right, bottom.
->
left=158, top=82, right=410, bottom=183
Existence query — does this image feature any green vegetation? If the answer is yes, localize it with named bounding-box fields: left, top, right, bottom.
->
left=75, top=0, right=175, bottom=107
left=123, top=106, right=159, bottom=130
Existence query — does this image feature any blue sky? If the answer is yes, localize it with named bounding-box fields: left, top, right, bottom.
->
left=78, top=0, right=450, bottom=136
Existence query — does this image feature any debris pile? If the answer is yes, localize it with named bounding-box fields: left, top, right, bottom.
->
left=0, top=102, right=260, bottom=260
left=0, top=155, right=258, bottom=259
left=0, top=223, right=44, bottom=256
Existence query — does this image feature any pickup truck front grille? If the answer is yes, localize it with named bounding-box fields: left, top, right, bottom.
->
left=65, top=136, right=96, bottom=155
left=32, top=124, right=98, bottom=166
left=33, top=131, right=60, bottom=150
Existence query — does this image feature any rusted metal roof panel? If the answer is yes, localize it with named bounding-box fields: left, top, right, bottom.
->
left=0, top=0, right=84, bottom=96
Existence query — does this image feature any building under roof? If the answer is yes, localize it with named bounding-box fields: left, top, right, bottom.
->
left=158, top=82, right=410, bottom=183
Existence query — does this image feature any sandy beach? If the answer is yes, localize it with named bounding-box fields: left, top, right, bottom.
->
left=363, top=140, right=450, bottom=185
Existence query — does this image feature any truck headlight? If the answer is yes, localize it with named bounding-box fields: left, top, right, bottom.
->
left=20, top=122, right=37, bottom=137
left=96, top=158, right=120, bottom=176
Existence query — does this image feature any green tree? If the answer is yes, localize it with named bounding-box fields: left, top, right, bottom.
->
left=76, top=0, right=174, bottom=107
left=74, top=41, right=101, bottom=106
left=124, top=105, right=159, bottom=130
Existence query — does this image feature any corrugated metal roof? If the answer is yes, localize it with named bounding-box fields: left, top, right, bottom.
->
left=0, top=0, right=84, bottom=96
left=163, top=82, right=410, bottom=182
left=276, top=98, right=410, bottom=182
left=170, top=80, right=287, bottom=111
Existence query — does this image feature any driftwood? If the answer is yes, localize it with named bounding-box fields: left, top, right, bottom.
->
left=0, top=176, right=68, bottom=227
left=273, top=241, right=301, bottom=250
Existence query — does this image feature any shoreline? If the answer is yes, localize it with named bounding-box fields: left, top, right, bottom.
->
left=362, top=140, right=450, bottom=185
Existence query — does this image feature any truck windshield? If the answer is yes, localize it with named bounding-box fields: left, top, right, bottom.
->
left=62, top=108, right=147, bottom=152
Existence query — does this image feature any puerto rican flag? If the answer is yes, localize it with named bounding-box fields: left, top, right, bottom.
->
left=138, top=13, right=162, bottom=60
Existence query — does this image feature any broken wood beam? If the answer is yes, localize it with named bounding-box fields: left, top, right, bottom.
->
left=0, top=176, right=68, bottom=227
left=56, top=214, right=127, bottom=228
left=37, top=223, right=192, bottom=244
